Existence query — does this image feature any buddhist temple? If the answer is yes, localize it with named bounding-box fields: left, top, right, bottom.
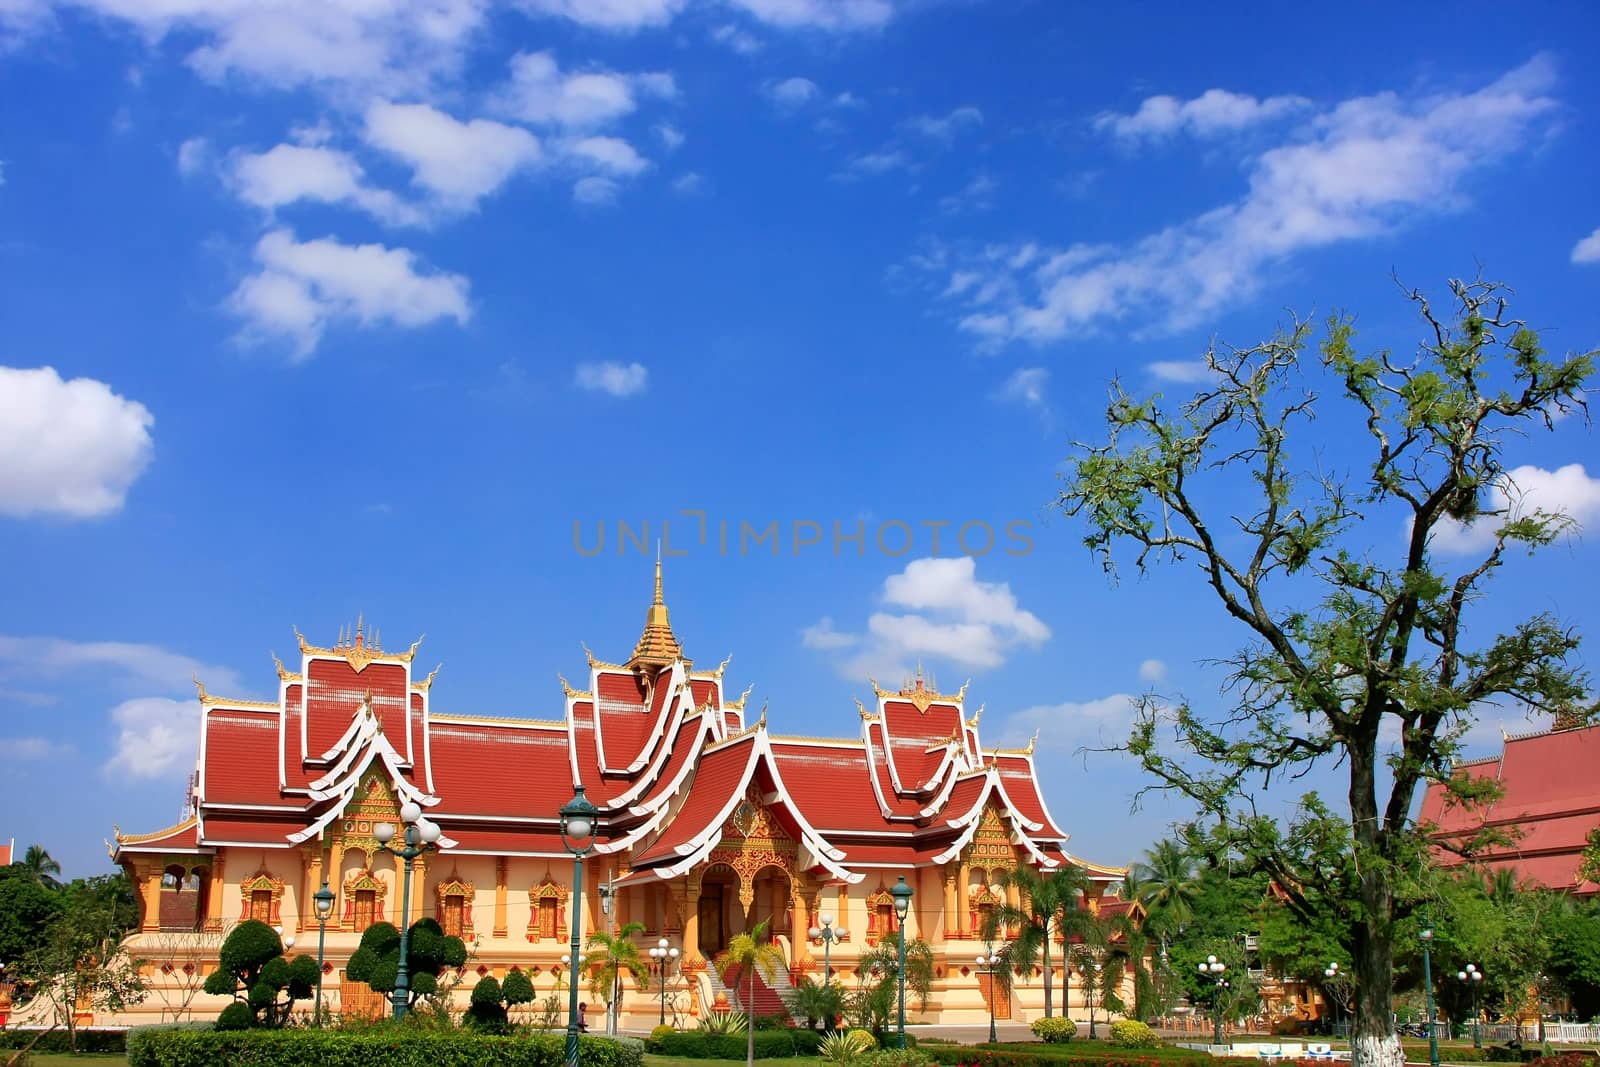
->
left=1419, top=713, right=1600, bottom=896
left=107, top=564, right=1131, bottom=1027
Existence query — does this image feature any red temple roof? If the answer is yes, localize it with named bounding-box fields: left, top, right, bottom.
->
left=1422, top=722, right=1600, bottom=896
left=112, top=569, right=1096, bottom=885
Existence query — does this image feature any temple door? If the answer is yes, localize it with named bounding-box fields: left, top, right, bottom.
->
left=979, top=973, right=1012, bottom=1020
left=698, top=887, right=724, bottom=958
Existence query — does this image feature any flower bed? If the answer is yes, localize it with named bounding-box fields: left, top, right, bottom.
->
left=126, top=1028, right=642, bottom=1067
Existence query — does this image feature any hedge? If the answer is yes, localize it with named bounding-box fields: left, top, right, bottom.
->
left=652, top=1029, right=798, bottom=1059
left=0, top=1028, right=129, bottom=1054
left=126, top=1028, right=642, bottom=1067
left=926, top=1052, right=1275, bottom=1067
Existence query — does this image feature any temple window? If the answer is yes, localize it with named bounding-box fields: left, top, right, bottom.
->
left=539, top=897, right=558, bottom=939
left=354, top=889, right=376, bottom=931
left=442, top=893, right=465, bottom=938
left=250, top=889, right=272, bottom=924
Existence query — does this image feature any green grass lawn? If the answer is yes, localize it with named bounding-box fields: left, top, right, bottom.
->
left=20, top=1056, right=128, bottom=1066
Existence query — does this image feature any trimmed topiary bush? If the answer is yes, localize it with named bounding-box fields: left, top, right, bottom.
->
left=647, top=1024, right=676, bottom=1051
left=1109, top=1019, right=1159, bottom=1048
left=1030, top=1016, right=1077, bottom=1043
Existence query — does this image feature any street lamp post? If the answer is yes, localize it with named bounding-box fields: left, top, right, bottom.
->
left=312, top=877, right=335, bottom=1027
left=1200, top=955, right=1228, bottom=1046
left=1457, top=963, right=1483, bottom=1049
left=598, top=875, right=614, bottom=1036
left=561, top=786, right=599, bottom=1067
left=977, top=947, right=1003, bottom=1044
left=649, top=939, right=679, bottom=1027
left=1420, top=922, right=1440, bottom=1067
left=373, top=803, right=442, bottom=1020
left=807, top=912, right=847, bottom=986
left=1323, top=962, right=1341, bottom=1038
left=890, top=875, right=913, bottom=1051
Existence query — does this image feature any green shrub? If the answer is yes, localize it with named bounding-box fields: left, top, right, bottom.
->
left=216, top=1002, right=255, bottom=1031
left=128, top=1027, right=638, bottom=1066
left=656, top=1030, right=706, bottom=1057
left=822, top=1029, right=877, bottom=1063
left=1109, top=1019, right=1159, bottom=1048
left=856, top=1050, right=937, bottom=1067
left=849, top=1026, right=879, bottom=1049
left=1030, top=1016, right=1077, bottom=1043
left=792, top=1028, right=822, bottom=1055
left=647, top=1023, right=676, bottom=1050
left=0, top=1029, right=131, bottom=1054
left=697, top=1009, right=748, bottom=1036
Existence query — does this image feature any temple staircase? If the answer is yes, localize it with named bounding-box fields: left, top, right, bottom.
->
left=710, top=963, right=800, bottom=1025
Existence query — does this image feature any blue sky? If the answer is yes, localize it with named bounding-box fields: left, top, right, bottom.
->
left=2, top=0, right=1597, bottom=878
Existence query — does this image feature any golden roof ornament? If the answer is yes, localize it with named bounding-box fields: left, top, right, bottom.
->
left=967, top=703, right=985, bottom=728
left=627, top=553, right=685, bottom=670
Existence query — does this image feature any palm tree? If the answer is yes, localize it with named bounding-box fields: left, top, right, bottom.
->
left=983, top=862, right=1090, bottom=1018
left=714, top=918, right=786, bottom=1067
left=22, top=845, right=63, bottom=889
left=1132, top=838, right=1199, bottom=937
left=1069, top=907, right=1138, bottom=1035
left=588, top=920, right=649, bottom=1035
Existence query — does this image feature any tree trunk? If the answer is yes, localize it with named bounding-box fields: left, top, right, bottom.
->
left=746, top=968, right=755, bottom=1067
left=1043, top=918, right=1054, bottom=1017
left=1350, top=739, right=1404, bottom=1067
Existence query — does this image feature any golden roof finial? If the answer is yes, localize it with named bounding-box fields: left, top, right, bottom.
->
left=855, top=698, right=870, bottom=720
left=628, top=555, right=683, bottom=669
left=757, top=700, right=768, bottom=728
left=355, top=613, right=365, bottom=650
left=957, top=678, right=970, bottom=702
left=967, top=703, right=985, bottom=728
left=192, top=674, right=209, bottom=703
left=1025, top=729, right=1038, bottom=755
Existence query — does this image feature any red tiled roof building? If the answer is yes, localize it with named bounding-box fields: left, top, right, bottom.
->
left=110, top=564, right=1126, bottom=1026
left=1420, top=714, right=1600, bottom=897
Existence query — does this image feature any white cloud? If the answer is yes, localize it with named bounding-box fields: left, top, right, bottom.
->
left=670, top=171, right=707, bottom=195
left=0, top=366, right=154, bottom=519
left=1430, top=463, right=1600, bottom=555
left=495, top=50, right=673, bottom=128
left=1573, top=226, right=1600, bottom=264
left=906, top=105, right=982, bottom=141
left=801, top=617, right=857, bottom=650
left=840, top=149, right=907, bottom=177
left=1148, top=359, right=1214, bottom=383
left=364, top=100, right=541, bottom=211
left=815, top=557, right=1051, bottom=678
left=727, top=0, right=894, bottom=30
left=655, top=123, right=684, bottom=150
left=104, top=696, right=197, bottom=780
left=927, top=59, right=1560, bottom=344
left=1138, top=658, right=1167, bottom=683
left=1096, top=88, right=1310, bottom=142
left=939, top=173, right=996, bottom=215
left=994, top=693, right=1139, bottom=754
left=573, top=175, right=620, bottom=204
left=30, top=0, right=486, bottom=101
left=231, top=143, right=423, bottom=226
left=176, top=136, right=210, bottom=177
left=766, top=76, right=819, bottom=112
left=996, top=367, right=1048, bottom=418
left=0, top=636, right=242, bottom=695
left=230, top=229, right=470, bottom=359
left=514, top=0, right=687, bottom=30
left=564, top=135, right=649, bottom=176
left=0, top=736, right=73, bottom=761
left=711, top=23, right=763, bottom=54
left=574, top=360, right=648, bottom=395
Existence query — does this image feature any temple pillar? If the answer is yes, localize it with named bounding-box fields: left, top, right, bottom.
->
left=204, top=856, right=227, bottom=931
left=791, top=886, right=811, bottom=969
left=392, top=854, right=406, bottom=925
left=303, top=848, right=325, bottom=934
left=683, top=877, right=702, bottom=967
left=1007, top=879, right=1021, bottom=939
left=411, top=856, right=428, bottom=921
left=493, top=857, right=508, bottom=939
left=943, top=872, right=957, bottom=940
left=956, top=860, right=971, bottom=936
left=140, top=864, right=162, bottom=931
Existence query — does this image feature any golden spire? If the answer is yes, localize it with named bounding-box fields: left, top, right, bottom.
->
left=627, top=554, right=683, bottom=670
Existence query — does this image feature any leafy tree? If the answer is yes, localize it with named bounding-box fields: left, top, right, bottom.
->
left=588, top=919, right=649, bottom=1034
left=16, top=892, right=146, bottom=1051
left=201, top=919, right=317, bottom=1027
left=982, top=862, right=1090, bottom=1017
left=848, top=931, right=935, bottom=1042
left=344, top=917, right=467, bottom=1008
left=18, top=846, right=63, bottom=890
left=1545, top=903, right=1600, bottom=1020
left=714, top=918, right=786, bottom=1067
left=465, top=969, right=536, bottom=1032
left=1059, top=277, right=1592, bottom=1067
left=0, top=875, right=63, bottom=965
left=792, top=975, right=844, bottom=1031
left=1132, top=837, right=1202, bottom=939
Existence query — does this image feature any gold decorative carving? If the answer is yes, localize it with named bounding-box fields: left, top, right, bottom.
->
left=341, top=868, right=388, bottom=930
left=528, top=878, right=571, bottom=943
left=239, top=870, right=286, bottom=925
left=727, top=684, right=754, bottom=711
left=707, top=787, right=797, bottom=914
